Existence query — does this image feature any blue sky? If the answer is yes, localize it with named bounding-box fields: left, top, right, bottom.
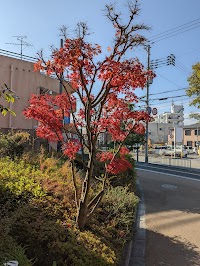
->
left=1, top=0, right=200, bottom=124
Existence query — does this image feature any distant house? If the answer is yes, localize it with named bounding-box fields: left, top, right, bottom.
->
left=168, top=123, right=200, bottom=147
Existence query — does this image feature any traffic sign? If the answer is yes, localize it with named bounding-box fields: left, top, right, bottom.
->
left=152, top=107, right=157, bottom=115
left=146, top=106, right=152, bottom=114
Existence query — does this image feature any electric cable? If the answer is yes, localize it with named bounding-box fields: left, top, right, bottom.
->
left=149, top=18, right=200, bottom=43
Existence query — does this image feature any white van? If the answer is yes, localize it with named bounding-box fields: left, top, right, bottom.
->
left=161, top=145, right=188, bottom=157
left=185, top=146, right=194, bottom=154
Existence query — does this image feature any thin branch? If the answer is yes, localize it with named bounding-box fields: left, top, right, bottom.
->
left=71, top=161, right=79, bottom=209
left=87, top=190, right=104, bottom=210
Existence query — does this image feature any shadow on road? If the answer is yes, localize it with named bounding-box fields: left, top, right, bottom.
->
left=146, top=230, right=200, bottom=266
left=137, top=170, right=200, bottom=265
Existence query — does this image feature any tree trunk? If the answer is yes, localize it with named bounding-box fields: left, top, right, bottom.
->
left=76, top=200, right=88, bottom=229
left=76, top=143, right=97, bottom=228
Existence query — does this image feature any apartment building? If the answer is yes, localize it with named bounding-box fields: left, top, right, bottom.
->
left=149, top=102, right=184, bottom=145
left=0, top=54, right=73, bottom=149
left=154, top=102, right=184, bottom=125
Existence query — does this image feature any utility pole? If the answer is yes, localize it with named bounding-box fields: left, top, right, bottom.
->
left=174, top=124, right=176, bottom=158
left=145, top=44, right=151, bottom=163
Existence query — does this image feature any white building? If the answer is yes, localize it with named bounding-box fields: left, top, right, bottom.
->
left=149, top=102, right=184, bottom=145
left=148, top=122, right=170, bottom=145
left=154, top=102, right=184, bottom=125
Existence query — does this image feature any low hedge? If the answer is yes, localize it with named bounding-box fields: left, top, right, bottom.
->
left=0, top=156, right=138, bottom=266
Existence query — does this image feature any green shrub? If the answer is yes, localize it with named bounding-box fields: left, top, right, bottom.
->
left=104, top=186, right=139, bottom=230
left=0, top=234, right=33, bottom=266
left=0, top=158, right=46, bottom=199
left=0, top=131, right=30, bottom=159
left=7, top=204, right=116, bottom=266
left=0, top=155, right=138, bottom=266
left=90, top=185, right=139, bottom=253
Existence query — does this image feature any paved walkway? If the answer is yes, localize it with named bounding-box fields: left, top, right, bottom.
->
left=135, top=167, right=200, bottom=266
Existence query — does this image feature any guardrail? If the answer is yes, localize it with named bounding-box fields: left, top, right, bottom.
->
left=148, top=156, right=191, bottom=170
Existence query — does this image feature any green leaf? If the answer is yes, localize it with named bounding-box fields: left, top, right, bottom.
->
left=5, top=93, right=15, bottom=103
left=1, top=108, right=8, bottom=116
left=10, top=110, right=16, bottom=116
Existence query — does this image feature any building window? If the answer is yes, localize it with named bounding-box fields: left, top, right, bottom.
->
left=194, top=129, right=199, bottom=135
left=185, top=129, right=191, bottom=136
left=186, top=141, right=192, bottom=147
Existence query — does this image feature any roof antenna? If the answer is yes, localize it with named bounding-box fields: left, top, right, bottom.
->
left=6, top=36, right=33, bottom=59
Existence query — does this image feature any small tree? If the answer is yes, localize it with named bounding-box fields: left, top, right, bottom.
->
left=23, top=1, right=153, bottom=229
left=186, top=62, right=200, bottom=108
left=125, top=132, right=145, bottom=148
left=0, top=84, right=16, bottom=116
left=189, top=112, right=200, bottom=121
left=0, top=131, right=30, bottom=159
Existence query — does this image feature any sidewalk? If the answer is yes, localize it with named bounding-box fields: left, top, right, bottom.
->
left=132, top=153, right=200, bottom=170
left=137, top=169, right=200, bottom=266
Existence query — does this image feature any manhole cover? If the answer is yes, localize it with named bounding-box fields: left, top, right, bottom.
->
left=162, top=184, right=177, bottom=190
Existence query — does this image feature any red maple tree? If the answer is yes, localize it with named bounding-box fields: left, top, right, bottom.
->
left=23, top=1, right=154, bottom=229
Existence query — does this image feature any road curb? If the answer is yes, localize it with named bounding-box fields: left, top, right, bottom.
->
left=125, top=179, right=146, bottom=266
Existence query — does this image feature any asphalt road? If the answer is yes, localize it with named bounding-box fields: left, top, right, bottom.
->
left=136, top=162, right=200, bottom=180
left=136, top=165, right=200, bottom=266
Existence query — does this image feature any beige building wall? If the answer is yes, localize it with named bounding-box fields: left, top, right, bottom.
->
left=168, top=123, right=200, bottom=147
left=148, top=122, right=171, bottom=145
left=0, top=55, right=73, bottom=130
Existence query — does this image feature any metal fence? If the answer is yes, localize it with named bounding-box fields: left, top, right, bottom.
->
left=147, top=156, right=192, bottom=170
left=0, top=48, right=37, bottom=62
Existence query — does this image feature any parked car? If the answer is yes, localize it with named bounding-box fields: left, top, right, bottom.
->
left=161, top=145, right=188, bottom=158
left=184, top=146, right=195, bottom=154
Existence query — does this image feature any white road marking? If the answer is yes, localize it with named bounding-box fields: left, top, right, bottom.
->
left=136, top=167, right=200, bottom=182
left=137, top=164, right=200, bottom=177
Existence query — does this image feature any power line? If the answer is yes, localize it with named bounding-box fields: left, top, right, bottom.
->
left=175, top=59, right=191, bottom=75
left=150, top=87, right=187, bottom=96
left=150, top=94, right=188, bottom=101
left=151, top=99, right=196, bottom=109
left=137, top=97, right=196, bottom=109
left=140, top=88, right=187, bottom=99
left=175, top=64, right=190, bottom=76
left=151, top=24, right=200, bottom=43
left=150, top=54, right=175, bottom=69
left=149, top=18, right=200, bottom=43
left=150, top=18, right=200, bottom=38
left=156, top=72, right=182, bottom=88
left=151, top=97, right=195, bottom=106
left=177, top=47, right=200, bottom=58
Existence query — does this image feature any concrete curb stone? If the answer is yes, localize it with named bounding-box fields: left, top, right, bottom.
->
left=123, top=179, right=146, bottom=266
